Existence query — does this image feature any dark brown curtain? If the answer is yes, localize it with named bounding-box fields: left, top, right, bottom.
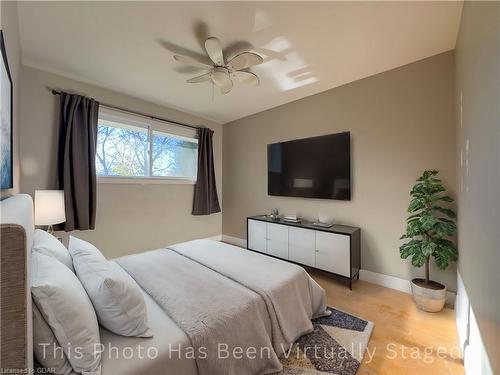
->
left=57, top=92, right=99, bottom=231
left=192, top=127, right=220, bottom=215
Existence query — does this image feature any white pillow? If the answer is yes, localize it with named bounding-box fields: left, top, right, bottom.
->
left=68, top=236, right=152, bottom=338
left=33, top=229, right=74, bottom=272
left=32, top=303, right=73, bottom=375
left=32, top=251, right=101, bottom=375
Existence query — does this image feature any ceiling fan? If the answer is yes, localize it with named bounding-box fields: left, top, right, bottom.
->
left=173, top=37, right=263, bottom=95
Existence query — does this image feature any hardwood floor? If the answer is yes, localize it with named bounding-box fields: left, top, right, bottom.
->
left=309, top=270, right=464, bottom=375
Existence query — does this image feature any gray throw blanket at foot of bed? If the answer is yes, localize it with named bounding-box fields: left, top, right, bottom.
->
left=169, top=240, right=330, bottom=354
left=116, top=239, right=330, bottom=375
left=116, top=249, right=282, bottom=375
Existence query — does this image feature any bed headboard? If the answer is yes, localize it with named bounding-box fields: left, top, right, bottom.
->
left=0, top=194, right=34, bottom=372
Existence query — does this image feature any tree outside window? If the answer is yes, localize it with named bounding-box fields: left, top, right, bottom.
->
left=96, top=118, right=197, bottom=179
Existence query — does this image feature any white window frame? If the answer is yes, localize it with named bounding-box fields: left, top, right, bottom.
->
left=96, top=107, right=198, bottom=185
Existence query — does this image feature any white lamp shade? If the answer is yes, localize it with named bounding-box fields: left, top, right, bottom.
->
left=35, top=190, right=66, bottom=226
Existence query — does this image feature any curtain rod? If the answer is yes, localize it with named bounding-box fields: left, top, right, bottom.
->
left=50, top=89, right=202, bottom=131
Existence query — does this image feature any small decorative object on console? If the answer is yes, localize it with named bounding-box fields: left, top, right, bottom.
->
left=312, top=213, right=334, bottom=228
left=268, top=208, right=280, bottom=220
left=311, top=221, right=333, bottom=228
left=283, top=215, right=302, bottom=223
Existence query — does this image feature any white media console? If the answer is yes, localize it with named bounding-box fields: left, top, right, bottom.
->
left=247, top=215, right=361, bottom=289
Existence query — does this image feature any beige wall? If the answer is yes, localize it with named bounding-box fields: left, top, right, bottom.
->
left=1, top=1, right=21, bottom=197
left=20, top=66, right=222, bottom=258
left=223, top=51, right=457, bottom=290
left=455, top=2, right=499, bottom=372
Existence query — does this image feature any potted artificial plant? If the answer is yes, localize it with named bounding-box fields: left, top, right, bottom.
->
left=400, top=170, right=458, bottom=312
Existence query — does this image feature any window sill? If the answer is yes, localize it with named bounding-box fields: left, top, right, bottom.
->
left=97, top=176, right=196, bottom=185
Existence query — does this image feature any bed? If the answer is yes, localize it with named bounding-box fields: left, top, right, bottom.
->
left=0, top=194, right=329, bottom=375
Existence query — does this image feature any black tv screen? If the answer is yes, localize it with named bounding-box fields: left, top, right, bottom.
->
left=267, top=132, right=351, bottom=200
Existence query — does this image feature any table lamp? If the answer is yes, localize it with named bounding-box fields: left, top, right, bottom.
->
left=35, top=190, right=66, bottom=234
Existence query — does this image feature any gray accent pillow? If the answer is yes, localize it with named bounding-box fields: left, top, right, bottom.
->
left=68, top=236, right=152, bottom=338
left=32, top=229, right=74, bottom=272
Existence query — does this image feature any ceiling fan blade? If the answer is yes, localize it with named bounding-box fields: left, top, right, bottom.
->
left=220, top=80, right=233, bottom=95
left=205, top=37, right=224, bottom=66
left=173, top=55, right=212, bottom=69
left=186, top=72, right=212, bottom=83
left=231, top=71, right=260, bottom=86
left=227, top=52, right=263, bottom=71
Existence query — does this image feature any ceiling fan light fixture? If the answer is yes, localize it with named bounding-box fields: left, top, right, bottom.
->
left=211, top=67, right=230, bottom=87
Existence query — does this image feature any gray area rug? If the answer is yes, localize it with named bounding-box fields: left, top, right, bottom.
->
left=279, top=307, right=374, bottom=375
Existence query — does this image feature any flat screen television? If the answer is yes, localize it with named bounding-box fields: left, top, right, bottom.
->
left=267, top=132, right=351, bottom=200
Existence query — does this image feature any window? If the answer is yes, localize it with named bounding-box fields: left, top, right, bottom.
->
left=151, top=130, right=198, bottom=178
left=96, top=108, right=198, bottom=181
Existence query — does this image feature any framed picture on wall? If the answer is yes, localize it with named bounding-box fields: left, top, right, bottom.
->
left=0, top=30, right=13, bottom=189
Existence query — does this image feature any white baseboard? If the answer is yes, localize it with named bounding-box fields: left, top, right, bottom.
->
left=218, top=235, right=456, bottom=304
left=455, top=272, right=469, bottom=355
left=221, top=234, right=247, bottom=248
left=359, top=269, right=411, bottom=293
left=205, top=234, right=223, bottom=241
left=359, top=269, right=456, bottom=306
left=363, top=270, right=457, bottom=306
left=455, top=272, right=494, bottom=375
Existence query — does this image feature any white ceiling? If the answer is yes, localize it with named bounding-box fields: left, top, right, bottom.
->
left=17, top=1, right=463, bottom=124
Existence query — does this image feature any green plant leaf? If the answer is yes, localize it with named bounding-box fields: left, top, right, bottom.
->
left=406, top=219, right=424, bottom=237
left=407, top=211, right=422, bottom=219
left=429, top=185, right=446, bottom=195
left=408, top=197, right=426, bottom=212
left=420, top=214, right=437, bottom=231
left=422, top=242, right=437, bottom=256
left=437, top=238, right=456, bottom=248
left=406, top=217, right=421, bottom=224
left=400, top=245, right=414, bottom=259
left=436, top=239, right=458, bottom=262
left=433, top=221, right=456, bottom=238
left=400, top=239, right=423, bottom=259
left=418, top=170, right=438, bottom=181
left=434, top=251, right=449, bottom=270
left=433, top=206, right=457, bottom=218
left=437, top=195, right=454, bottom=203
left=411, top=252, right=427, bottom=268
